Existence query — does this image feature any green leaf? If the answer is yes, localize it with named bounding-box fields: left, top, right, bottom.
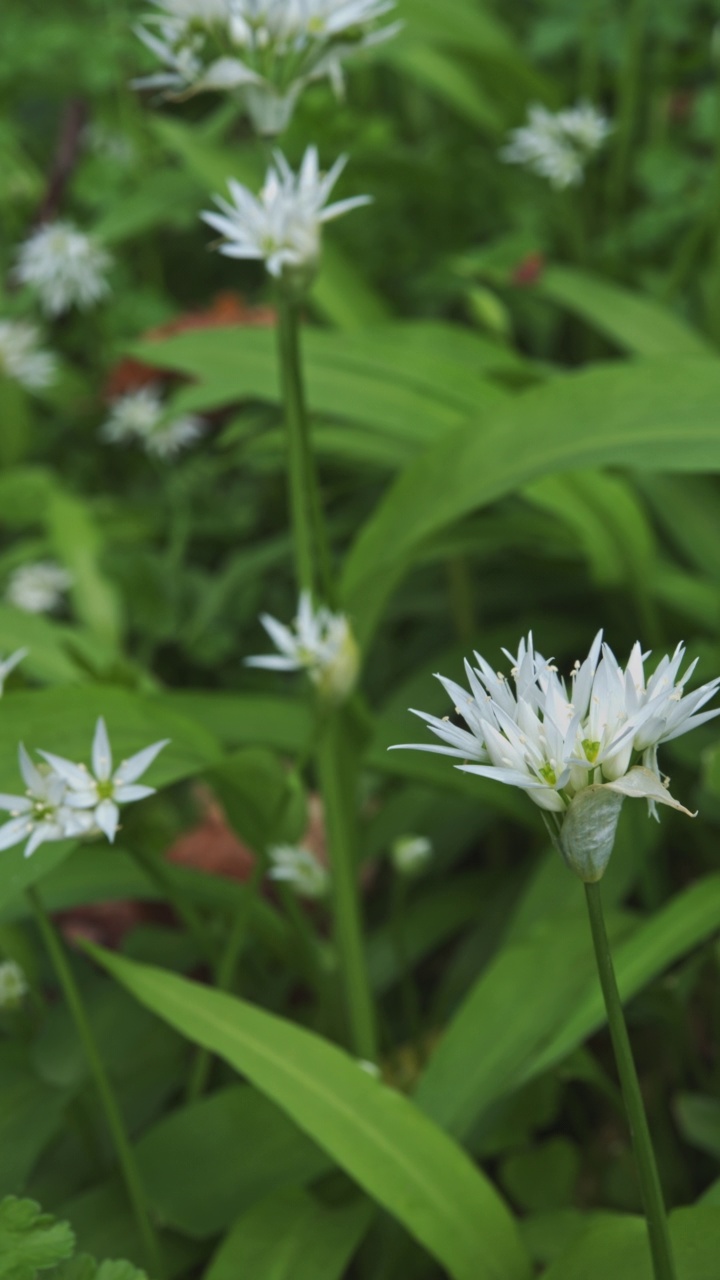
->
left=207, top=749, right=306, bottom=853
left=203, top=1189, right=372, bottom=1280
left=0, top=1198, right=74, bottom=1280
left=341, top=358, right=720, bottom=642
left=137, top=1085, right=331, bottom=1239
left=536, top=266, right=712, bottom=357
left=385, top=42, right=503, bottom=133
left=89, top=948, right=530, bottom=1280
left=45, top=490, right=123, bottom=650
left=675, top=1094, right=720, bottom=1162
left=541, top=1205, right=720, bottom=1280
left=0, top=1051, right=73, bottom=1197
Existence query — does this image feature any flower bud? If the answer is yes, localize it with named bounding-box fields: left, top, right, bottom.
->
left=558, top=784, right=625, bottom=882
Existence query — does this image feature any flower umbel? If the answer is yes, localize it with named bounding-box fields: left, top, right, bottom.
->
left=135, top=0, right=399, bottom=135
left=14, top=222, right=112, bottom=316
left=268, top=843, right=329, bottom=899
left=391, top=634, right=720, bottom=882
left=6, top=562, right=72, bottom=615
left=0, top=746, right=93, bottom=858
left=0, top=321, right=57, bottom=391
left=38, top=718, right=170, bottom=843
left=101, top=386, right=205, bottom=458
left=202, top=147, right=370, bottom=287
left=246, top=591, right=359, bottom=702
left=501, top=102, right=612, bottom=189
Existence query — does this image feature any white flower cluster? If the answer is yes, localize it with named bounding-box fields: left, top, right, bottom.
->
left=0, top=718, right=168, bottom=858
left=135, top=0, right=399, bottom=134
left=203, top=146, right=370, bottom=284
left=14, top=222, right=112, bottom=317
left=6, top=562, right=72, bottom=615
left=0, top=321, right=57, bottom=392
left=268, top=843, right=329, bottom=898
left=392, top=634, right=720, bottom=881
left=0, top=959, right=28, bottom=1009
left=501, top=102, right=612, bottom=189
left=101, top=386, right=205, bottom=459
left=246, top=590, right=359, bottom=702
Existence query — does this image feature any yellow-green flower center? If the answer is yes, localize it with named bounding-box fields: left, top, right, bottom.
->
left=582, top=738, right=601, bottom=763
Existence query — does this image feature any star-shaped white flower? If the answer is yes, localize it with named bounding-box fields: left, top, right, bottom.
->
left=0, top=321, right=57, bottom=391
left=39, top=718, right=169, bottom=843
left=202, top=147, right=370, bottom=282
left=246, top=590, right=359, bottom=701
left=14, top=222, right=111, bottom=317
left=501, top=102, right=612, bottom=189
left=0, top=746, right=90, bottom=858
left=268, top=843, right=329, bottom=899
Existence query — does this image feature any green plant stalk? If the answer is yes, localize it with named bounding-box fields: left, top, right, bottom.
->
left=276, top=295, right=334, bottom=601
left=391, top=874, right=423, bottom=1055
left=129, top=844, right=217, bottom=971
left=27, top=886, right=164, bottom=1279
left=584, top=881, right=676, bottom=1280
left=605, top=0, right=647, bottom=236
left=317, top=711, right=378, bottom=1062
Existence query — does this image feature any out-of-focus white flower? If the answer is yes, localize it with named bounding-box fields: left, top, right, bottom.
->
left=135, top=0, right=399, bottom=134
left=268, top=843, right=329, bottom=898
left=39, top=717, right=169, bottom=844
left=391, top=633, right=719, bottom=882
left=101, top=386, right=205, bottom=458
left=246, top=590, right=360, bottom=702
left=0, top=650, right=27, bottom=694
left=0, top=747, right=93, bottom=858
left=0, top=321, right=57, bottom=391
left=84, top=123, right=136, bottom=166
left=14, top=222, right=112, bottom=316
left=0, top=959, right=28, bottom=1009
left=501, top=102, right=612, bottom=189
left=202, top=147, right=370, bottom=285
left=6, top=562, right=72, bottom=615
left=391, top=834, right=433, bottom=877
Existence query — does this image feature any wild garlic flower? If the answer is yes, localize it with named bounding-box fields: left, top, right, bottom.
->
left=0, top=649, right=27, bottom=694
left=0, top=747, right=94, bottom=858
left=246, top=590, right=359, bottom=702
left=135, top=0, right=399, bottom=135
left=268, top=843, right=329, bottom=898
left=101, top=386, right=205, bottom=458
left=0, top=321, right=57, bottom=391
left=6, top=562, right=72, bottom=615
left=14, top=222, right=112, bottom=316
left=202, top=147, right=370, bottom=287
left=391, top=834, right=433, bottom=877
left=39, top=717, right=169, bottom=843
left=391, top=633, right=720, bottom=882
left=501, top=102, right=612, bottom=189
left=0, top=959, right=28, bottom=1009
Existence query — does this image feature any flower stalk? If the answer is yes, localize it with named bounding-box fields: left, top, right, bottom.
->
left=27, top=886, right=164, bottom=1279
left=584, top=879, right=676, bottom=1280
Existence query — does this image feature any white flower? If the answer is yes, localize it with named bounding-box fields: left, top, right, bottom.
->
left=14, top=222, right=112, bottom=316
left=135, top=0, right=399, bottom=134
left=391, top=834, right=433, bottom=877
left=391, top=634, right=719, bottom=881
left=268, top=843, right=329, bottom=898
left=39, top=717, right=169, bottom=843
left=0, top=746, right=92, bottom=858
left=6, top=562, right=72, bottom=615
left=0, top=649, right=26, bottom=694
left=101, top=386, right=205, bottom=458
left=0, top=321, right=57, bottom=391
left=246, top=590, right=359, bottom=701
left=501, top=102, right=612, bottom=189
left=202, top=147, right=370, bottom=283
left=0, top=959, right=28, bottom=1009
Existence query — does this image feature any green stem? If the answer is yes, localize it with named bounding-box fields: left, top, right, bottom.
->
left=27, top=887, right=164, bottom=1279
left=276, top=295, right=334, bottom=602
left=584, top=881, right=676, bottom=1280
left=316, top=711, right=378, bottom=1062
left=605, top=0, right=646, bottom=241
left=391, top=874, right=422, bottom=1054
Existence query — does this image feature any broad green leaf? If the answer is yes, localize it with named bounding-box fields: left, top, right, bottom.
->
left=537, top=266, right=712, bottom=357
left=311, top=241, right=391, bottom=331
left=418, top=877, right=720, bottom=1140
left=341, top=358, right=720, bottom=641
left=45, top=491, right=122, bottom=649
left=0, top=1051, right=72, bottom=1197
left=385, top=42, right=503, bottom=133
left=207, top=748, right=307, bottom=853
left=0, top=1198, right=74, bottom=1280
left=89, top=948, right=531, bottom=1280
left=57, top=1184, right=202, bottom=1280
left=203, top=1188, right=371, bottom=1280
left=0, top=605, right=86, bottom=685
left=541, top=1206, right=720, bottom=1280
left=136, top=1086, right=331, bottom=1238
left=156, top=692, right=311, bottom=754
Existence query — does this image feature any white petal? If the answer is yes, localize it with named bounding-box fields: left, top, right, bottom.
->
left=18, top=744, right=44, bottom=795
left=113, top=783, right=155, bottom=804
left=113, top=738, right=169, bottom=785
left=92, top=717, right=113, bottom=781
left=94, top=799, right=120, bottom=842
left=0, top=817, right=33, bottom=851
left=37, top=751, right=91, bottom=790
left=0, top=794, right=31, bottom=814
left=603, top=766, right=694, bottom=815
